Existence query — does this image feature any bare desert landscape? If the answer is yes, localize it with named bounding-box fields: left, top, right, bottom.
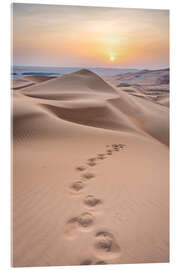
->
left=12, top=3, right=169, bottom=267
left=12, top=68, right=169, bottom=266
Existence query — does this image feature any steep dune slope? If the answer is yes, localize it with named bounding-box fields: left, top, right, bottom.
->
left=108, top=92, right=169, bottom=145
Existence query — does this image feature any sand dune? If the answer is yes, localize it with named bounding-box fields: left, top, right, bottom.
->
left=19, top=69, right=169, bottom=145
left=12, top=76, right=55, bottom=90
left=22, top=75, right=57, bottom=83
left=105, top=68, right=169, bottom=108
left=12, top=78, right=35, bottom=90
left=21, top=69, right=117, bottom=100
left=113, top=68, right=169, bottom=86
left=12, top=69, right=169, bottom=266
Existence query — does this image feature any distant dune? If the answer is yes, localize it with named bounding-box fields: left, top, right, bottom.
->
left=105, top=68, right=169, bottom=108
left=12, top=69, right=169, bottom=267
left=12, top=76, right=56, bottom=90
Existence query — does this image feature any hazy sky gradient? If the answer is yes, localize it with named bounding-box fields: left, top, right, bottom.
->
left=12, top=3, right=169, bottom=69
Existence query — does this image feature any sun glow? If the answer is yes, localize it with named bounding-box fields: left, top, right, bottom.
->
left=110, top=55, right=115, bottom=61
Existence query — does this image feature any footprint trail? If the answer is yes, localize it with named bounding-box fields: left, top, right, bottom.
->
left=65, top=142, right=127, bottom=264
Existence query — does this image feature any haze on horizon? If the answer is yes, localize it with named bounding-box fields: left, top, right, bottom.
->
left=12, top=3, right=169, bottom=69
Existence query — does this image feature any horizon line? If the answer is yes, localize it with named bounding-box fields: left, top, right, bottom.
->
left=12, top=65, right=169, bottom=70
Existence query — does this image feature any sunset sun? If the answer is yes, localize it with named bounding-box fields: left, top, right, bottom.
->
left=110, top=55, right=115, bottom=61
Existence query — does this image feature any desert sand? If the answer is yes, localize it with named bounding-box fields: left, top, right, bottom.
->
left=12, top=69, right=169, bottom=267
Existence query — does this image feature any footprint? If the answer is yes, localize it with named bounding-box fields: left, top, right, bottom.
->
left=65, top=212, right=94, bottom=237
left=81, top=259, right=107, bottom=265
left=64, top=217, right=79, bottom=237
left=112, top=145, right=119, bottom=148
left=84, top=195, right=102, bottom=207
left=95, top=260, right=107, bottom=264
left=95, top=232, right=113, bottom=251
left=111, top=143, right=127, bottom=150
left=112, top=145, right=120, bottom=152
left=97, top=154, right=106, bottom=160
left=112, top=144, right=118, bottom=148
left=82, top=172, right=95, bottom=180
left=87, top=161, right=96, bottom=167
left=93, top=231, right=121, bottom=259
left=80, top=259, right=92, bottom=265
left=76, top=166, right=86, bottom=171
left=78, top=212, right=94, bottom=228
left=119, top=144, right=126, bottom=149
left=88, top=158, right=96, bottom=162
left=69, top=181, right=84, bottom=194
left=107, top=150, right=112, bottom=155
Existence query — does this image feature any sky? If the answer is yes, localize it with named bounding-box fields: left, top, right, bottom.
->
left=12, top=3, right=169, bottom=69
